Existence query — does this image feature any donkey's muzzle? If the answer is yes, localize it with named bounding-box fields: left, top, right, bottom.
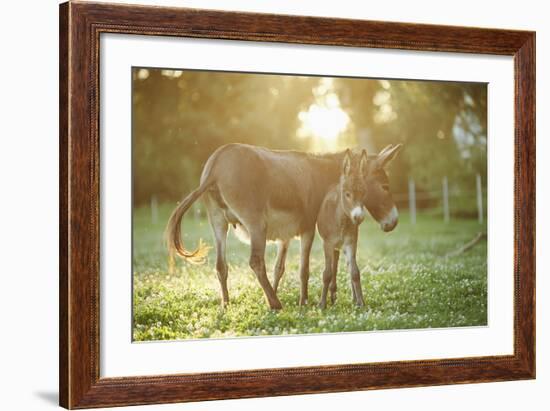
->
left=380, top=206, right=399, bottom=232
left=381, top=219, right=398, bottom=232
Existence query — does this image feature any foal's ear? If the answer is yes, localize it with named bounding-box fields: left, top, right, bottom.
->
left=360, top=149, right=368, bottom=177
left=342, top=149, right=352, bottom=176
left=377, top=144, right=402, bottom=168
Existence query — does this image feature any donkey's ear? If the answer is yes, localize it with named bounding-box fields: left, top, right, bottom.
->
left=342, top=149, right=352, bottom=176
left=377, top=144, right=402, bottom=168
left=360, top=149, right=368, bottom=177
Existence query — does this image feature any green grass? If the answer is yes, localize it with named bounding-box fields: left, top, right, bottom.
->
left=133, top=204, right=487, bottom=341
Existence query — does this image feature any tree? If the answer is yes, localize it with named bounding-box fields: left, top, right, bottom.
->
left=132, top=69, right=318, bottom=204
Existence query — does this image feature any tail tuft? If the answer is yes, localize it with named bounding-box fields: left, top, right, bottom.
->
left=173, top=238, right=211, bottom=265
left=165, top=186, right=213, bottom=270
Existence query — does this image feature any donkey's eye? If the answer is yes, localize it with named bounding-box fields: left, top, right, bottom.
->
left=345, top=191, right=352, bottom=199
left=381, top=184, right=390, bottom=191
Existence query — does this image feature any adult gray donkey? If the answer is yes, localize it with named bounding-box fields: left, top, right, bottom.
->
left=166, top=143, right=401, bottom=309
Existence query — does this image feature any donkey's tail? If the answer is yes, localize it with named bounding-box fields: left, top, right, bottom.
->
left=165, top=185, right=211, bottom=266
left=165, top=169, right=218, bottom=267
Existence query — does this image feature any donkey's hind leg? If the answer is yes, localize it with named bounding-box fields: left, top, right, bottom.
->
left=247, top=224, right=282, bottom=310
left=272, top=240, right=289, bottom=294
left=204, top=196, right=230, bottom=307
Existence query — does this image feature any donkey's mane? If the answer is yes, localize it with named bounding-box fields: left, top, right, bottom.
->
left=291, top=149, right=378, bottom=161
left=240, top=143, right=380, bottom=161
left=256, top=146, right=345, bottom=160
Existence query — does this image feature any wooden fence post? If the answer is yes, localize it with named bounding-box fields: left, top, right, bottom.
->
left=476, top=173, right=484, bottom=224
left=151, top=195, right=158, bottom=225
left=408, top=177, right=416, bottom=225
left=442, top=176, right=450, bottom=223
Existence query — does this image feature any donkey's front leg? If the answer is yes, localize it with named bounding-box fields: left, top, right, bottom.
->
left=330, top=249, right=339, bottom=305
left=248, top=226, right=283, bottom=310
left=299, top=230, right=315, bottom=306
left=344, top=243, right=365, bottom=307
left=319, top=243, right=335, bottom=309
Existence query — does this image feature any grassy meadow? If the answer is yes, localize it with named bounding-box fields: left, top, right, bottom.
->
left=133, top=204, right=487, bottom=341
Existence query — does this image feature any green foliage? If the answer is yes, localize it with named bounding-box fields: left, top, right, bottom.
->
left=333, top=78, right=487, bottom=198
left=133, top=205, right=487, bottom=341
left=133, top=69, right=317, bottom=204
left=132, top=69, right=487, bottom=209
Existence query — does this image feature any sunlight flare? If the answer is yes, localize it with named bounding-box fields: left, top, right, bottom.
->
left=298, top=104, right=350, bottom=142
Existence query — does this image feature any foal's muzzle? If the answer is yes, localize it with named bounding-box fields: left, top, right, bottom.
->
left=350, top=206, right=366, bottom=225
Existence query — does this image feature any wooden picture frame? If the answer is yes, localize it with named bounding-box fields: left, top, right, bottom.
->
left=59, top=1, right=535, bottom=408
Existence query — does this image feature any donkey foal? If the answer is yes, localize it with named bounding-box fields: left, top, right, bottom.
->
left=317, top=149, right=369, bottom=309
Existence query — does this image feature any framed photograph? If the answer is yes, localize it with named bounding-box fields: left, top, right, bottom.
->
left=59, top=2, right=535, bottom=409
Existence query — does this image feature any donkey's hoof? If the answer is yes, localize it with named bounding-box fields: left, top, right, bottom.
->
left=318, top=301, right=327, bottom=309
left=269, top=300, right=283, bottom=310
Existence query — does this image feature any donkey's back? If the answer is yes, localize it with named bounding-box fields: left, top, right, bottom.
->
left=205, top=144, right=339, bottom=241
